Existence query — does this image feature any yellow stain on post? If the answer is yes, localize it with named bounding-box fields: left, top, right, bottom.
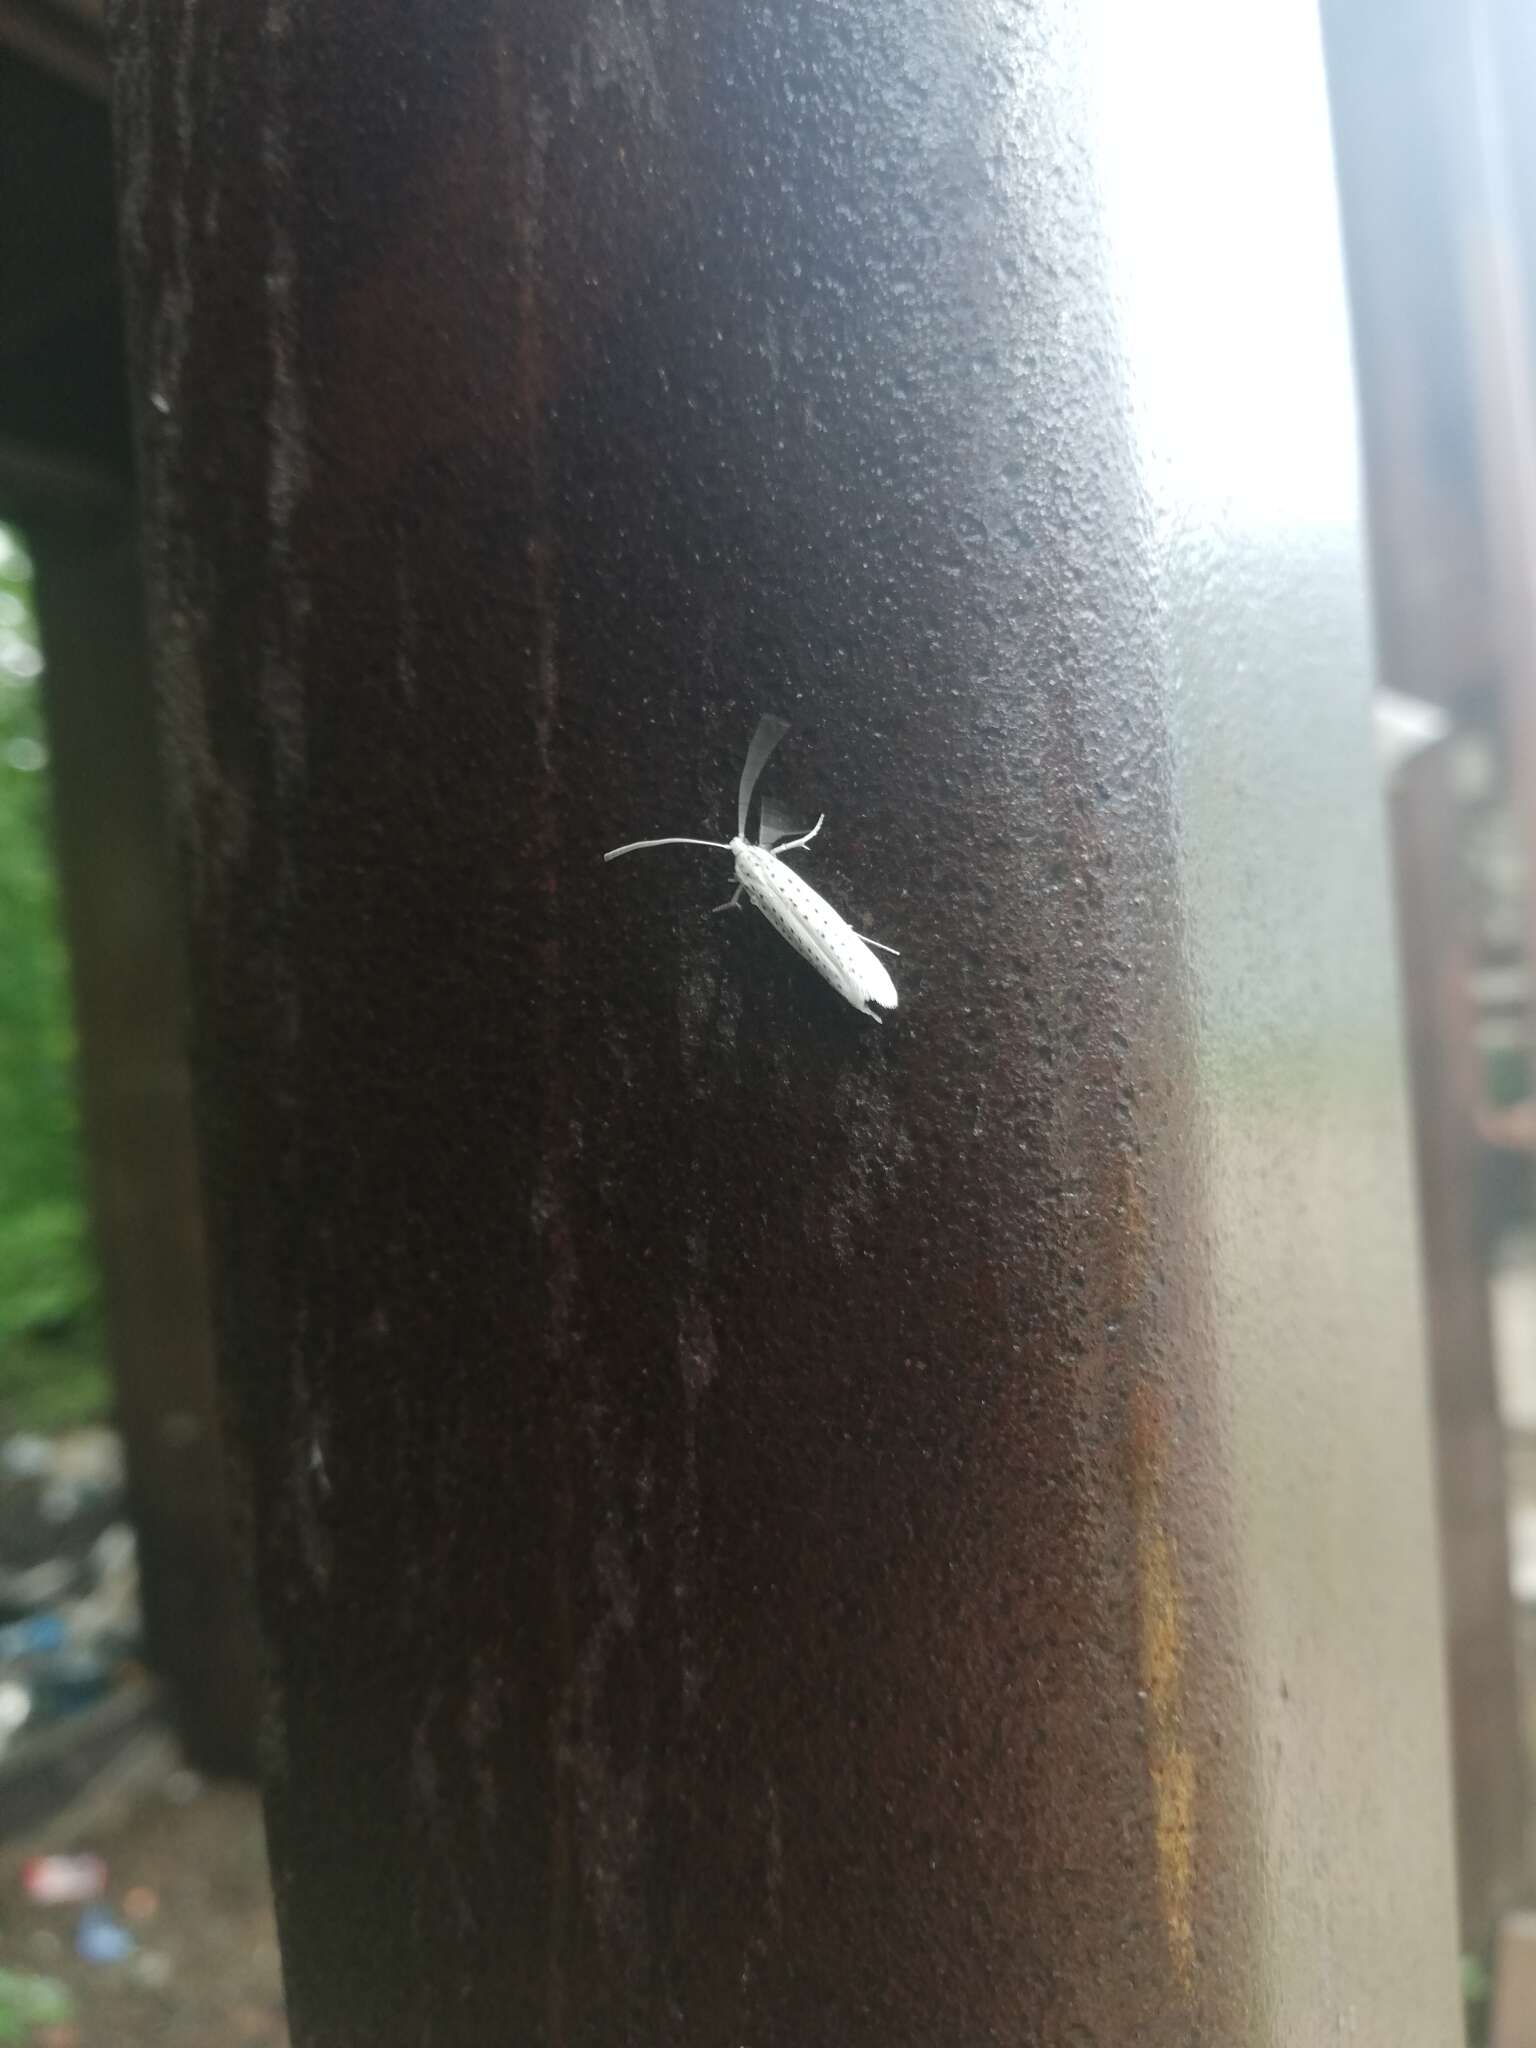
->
left=1130, top=1389, right=1196, bottom=1990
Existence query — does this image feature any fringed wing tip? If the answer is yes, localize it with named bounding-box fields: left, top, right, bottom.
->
left=737, top=713, right=793, bottom=839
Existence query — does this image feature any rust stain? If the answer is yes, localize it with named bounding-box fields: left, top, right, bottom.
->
left=1130, top=1387, right=1196, bottom=1991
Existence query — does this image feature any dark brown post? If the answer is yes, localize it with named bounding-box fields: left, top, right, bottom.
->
left=110, top=2, right=1461, bottom=2040
left=28, top=507, right=260, bottom=1774
left=0, top=40, right=257, bottom=1773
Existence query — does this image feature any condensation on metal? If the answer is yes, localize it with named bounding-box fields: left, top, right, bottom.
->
left=111, top=0, right=1461, bottom=2042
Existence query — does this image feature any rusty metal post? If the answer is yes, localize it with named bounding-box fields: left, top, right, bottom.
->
left=110, top=2, right=1461, bottom=2041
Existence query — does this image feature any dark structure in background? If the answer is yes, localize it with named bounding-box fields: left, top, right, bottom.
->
left=1325, top=0, right=1536, bottom=1956
left=0, top=6, right=255, bottom=1769
left=111, top=1, right=1461, bottom=2042
left=1388, top=737, right=1525, bottom=1954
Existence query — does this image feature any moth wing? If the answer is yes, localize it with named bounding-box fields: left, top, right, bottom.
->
left=737, top=714, right=791, bottom=839
left=757, top=796, right=813, bottom=850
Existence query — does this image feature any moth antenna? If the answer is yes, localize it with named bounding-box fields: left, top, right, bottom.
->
left=603, top=836, right=732, bottom=862
left=737, top=714, right=791, bottom=840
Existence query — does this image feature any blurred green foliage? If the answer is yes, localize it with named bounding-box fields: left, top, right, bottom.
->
left=0, top=523, right=106, bottom=1430
left=1462, top=1948, right=1491, bottom=2048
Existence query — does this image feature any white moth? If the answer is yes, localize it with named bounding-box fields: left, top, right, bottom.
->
left=605, top=715, right=899, bottom=1018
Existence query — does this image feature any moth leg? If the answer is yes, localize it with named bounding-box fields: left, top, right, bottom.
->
left=854, top=930, right=900, bottom=956
left=771, top=812, right=825, bottom=855
left=711, top=885, right=746, bottom=913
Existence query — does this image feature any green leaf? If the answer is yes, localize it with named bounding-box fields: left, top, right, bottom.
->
left=0, top=524, right=106, bottom=1426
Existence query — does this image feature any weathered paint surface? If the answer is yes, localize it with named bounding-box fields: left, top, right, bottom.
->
left=110, top=0, right=1461, bottom=2041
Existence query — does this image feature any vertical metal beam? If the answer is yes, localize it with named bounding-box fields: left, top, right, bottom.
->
left=1390, top=742, right=1529, bottom=1948
left=1, top=39, right=257, bottom=1773
left=111, top=1, right=1461, bottom=2040
left=1320, top=0, right=1504, bottom=717
left=1324, top=0, right=1536, bottom=1951
left=27, top=501, right=259, bottom=1771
